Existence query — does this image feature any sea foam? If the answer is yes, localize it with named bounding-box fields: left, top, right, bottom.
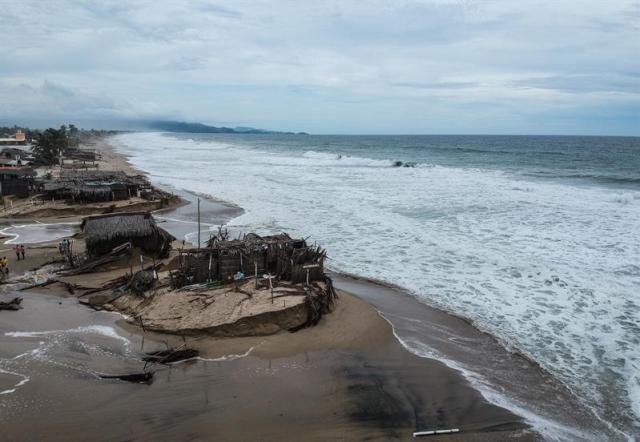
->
left=112, top=132, right=640, bottom=439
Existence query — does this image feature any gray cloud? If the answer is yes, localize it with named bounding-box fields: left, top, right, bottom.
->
left=0, top=0, right=638, bottom=134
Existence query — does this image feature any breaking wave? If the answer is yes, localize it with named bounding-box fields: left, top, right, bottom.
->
left=112, top=131, right=640, bottom=440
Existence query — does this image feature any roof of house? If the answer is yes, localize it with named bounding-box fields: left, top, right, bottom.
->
left=0, top=167, right=37, bottom=177
left=81, top=212, right=175, bottom=244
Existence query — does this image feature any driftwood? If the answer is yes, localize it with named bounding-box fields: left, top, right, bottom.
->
left=62, top=242, right=132, bottom=276
left=0, top=297, right=22, bottom=311
left=99, top=372, right=153, bottom=384
left=289, top=276, right=337, bottom=332
left=142, top=348, right=199, bottom=364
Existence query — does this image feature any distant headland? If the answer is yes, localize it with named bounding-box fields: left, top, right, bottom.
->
left=144, top=120, right=308, bottom=135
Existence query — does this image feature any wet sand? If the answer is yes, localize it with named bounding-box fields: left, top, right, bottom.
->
left=0, top=290, right=537, bottom=441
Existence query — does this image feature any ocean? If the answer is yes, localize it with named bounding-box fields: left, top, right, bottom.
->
left=112, top=132, right=640, bottom=440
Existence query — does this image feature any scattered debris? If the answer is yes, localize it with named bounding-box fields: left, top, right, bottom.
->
left=99, top=372, right=154, bottom=384
left=0, top=297, right=23, bottom=311
left=413, top=428, right=460, bottom=437
left=142, top=348, right=199, bottom=364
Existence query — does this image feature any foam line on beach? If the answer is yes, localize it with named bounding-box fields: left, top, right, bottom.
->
left=6, top=325, right=131, bottom=348
left=0, top=367, right=30, bottom=396
left=196, top=345, right=257, bottom=362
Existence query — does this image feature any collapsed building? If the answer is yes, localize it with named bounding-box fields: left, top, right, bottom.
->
left=170, top=231, right=326, bottom=288
left=71, top=215, right=336, bottom=337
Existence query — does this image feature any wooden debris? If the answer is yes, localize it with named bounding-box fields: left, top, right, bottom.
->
left=99, top=372, right=154, bottom=384
left=62, top=242, right=132, bottom=276
left=0, top=297, right=23, bottom=311
left=142, top=348, right=199, bottom=364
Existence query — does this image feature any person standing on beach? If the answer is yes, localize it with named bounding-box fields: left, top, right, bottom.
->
left=13, top=245, right=20, bottom=261
left=19, top=244, right=25, bottom=260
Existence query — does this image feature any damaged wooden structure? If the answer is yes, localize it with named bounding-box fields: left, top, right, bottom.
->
left=162, top=231, right=336, bottom=333
left=172, top=232, right=326, bottom=288
left=39, top=170, right=150, bottom=203
left=81, top=212, right=175, bottom=258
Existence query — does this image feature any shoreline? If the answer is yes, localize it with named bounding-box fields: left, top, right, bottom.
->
left=0, top=135, right=584, bottom=440
left=104, top=135, right=613, bottom=439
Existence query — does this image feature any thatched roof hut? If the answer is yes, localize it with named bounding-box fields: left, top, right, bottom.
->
left=81, top=212, right=175, bottom=257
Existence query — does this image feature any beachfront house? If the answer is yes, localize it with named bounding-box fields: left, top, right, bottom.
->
left=0, top=167, right=37, bottom=198
left=61, top=147, right=100, bottom=170
left=0, top=147, right=32, bottom=166
left=0, top=130, right=27, bottom=146
left=81, top=212, right=175, bottom=257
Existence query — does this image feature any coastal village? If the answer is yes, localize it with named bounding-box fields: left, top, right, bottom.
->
left=0, top=127, right=338, bottom=375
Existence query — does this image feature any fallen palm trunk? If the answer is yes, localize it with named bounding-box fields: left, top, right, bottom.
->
left=0, top=297, right=22, bottom=311
left=142, top=348, right=199, bottom=364
left=99, top=372, right=153, bottom=383
left=62, top=242, right=132, bottom=276
left=289, top=276, right=337, bottom=331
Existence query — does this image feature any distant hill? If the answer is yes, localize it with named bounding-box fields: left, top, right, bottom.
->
left=146, top=120, right=307, bottom=135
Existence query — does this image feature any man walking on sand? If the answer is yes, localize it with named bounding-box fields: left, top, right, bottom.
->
left=19, top=244, right=25, bottom=260
left=13, top=245, right=20, bottom=261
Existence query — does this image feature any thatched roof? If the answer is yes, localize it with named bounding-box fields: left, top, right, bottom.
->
left=82, top=212, right=172, bottom=241
left=81, top=212, right=175, bottom=257
left=60, top=170, right=148, bottom=186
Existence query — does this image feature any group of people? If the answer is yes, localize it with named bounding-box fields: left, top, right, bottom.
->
left=0, top=245, right=27, bottom=280
left=13, top=244, right=26, bottom=261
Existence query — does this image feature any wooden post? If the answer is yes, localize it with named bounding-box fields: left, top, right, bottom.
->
left=197, top=197, right=201, bottom=249
left=208, top=253, right=213, bottom=282
left=139, top=254, right=144, bottom=272
left=263, top=273, right=274, bottom=304
left=254, top=262, right=258, bottom=289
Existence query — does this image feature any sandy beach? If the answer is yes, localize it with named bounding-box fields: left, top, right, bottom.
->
left=0, top=137, right=544, bottom=441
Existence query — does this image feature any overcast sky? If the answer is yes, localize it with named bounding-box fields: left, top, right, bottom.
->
left=1, top=0, right=638, bottom=134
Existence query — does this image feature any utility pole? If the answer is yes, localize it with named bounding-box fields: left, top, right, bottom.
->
left=197, top=197, right=201, bottom=249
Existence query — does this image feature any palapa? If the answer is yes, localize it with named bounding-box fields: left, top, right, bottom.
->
left=81, top=212, right=175, bottom=257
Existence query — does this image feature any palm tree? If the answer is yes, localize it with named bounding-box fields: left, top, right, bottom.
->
left=32, top=126, right=69, bottom=165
